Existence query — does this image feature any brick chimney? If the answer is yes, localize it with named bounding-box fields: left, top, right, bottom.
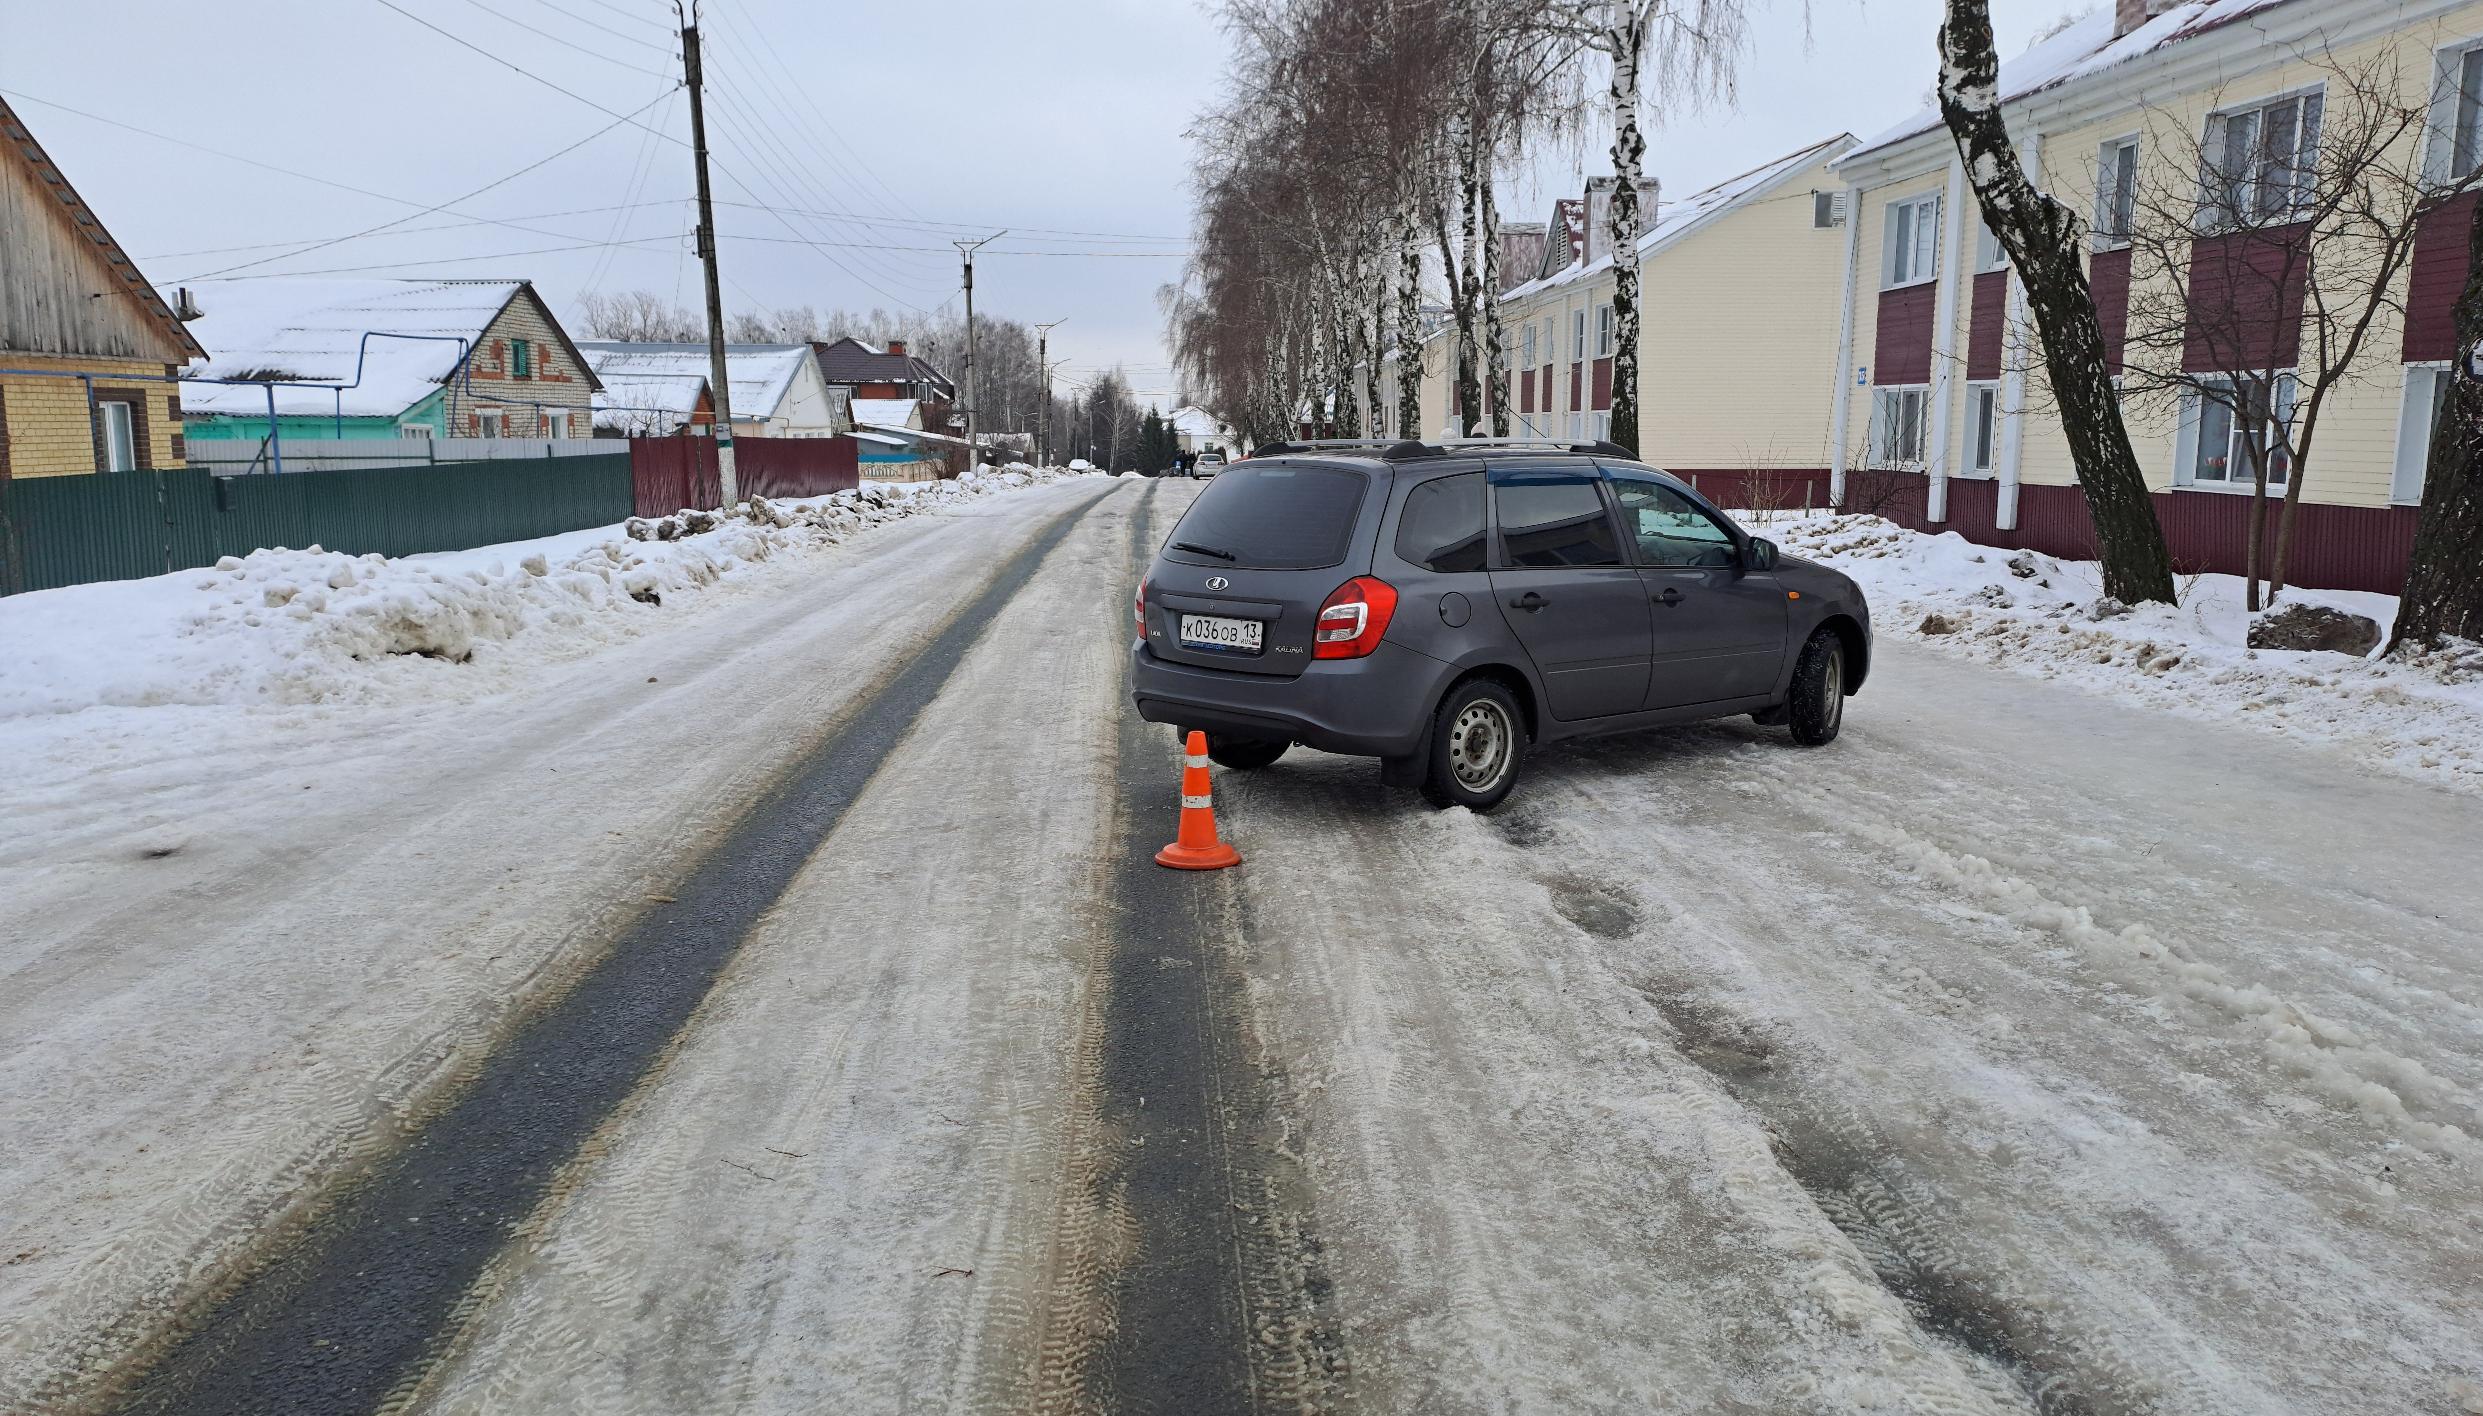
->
left=2115, top=0, right=2172, bottom=37
left=1581, top=175, right=1662, bottom=267
left=886, top=339, right=907, bottom=357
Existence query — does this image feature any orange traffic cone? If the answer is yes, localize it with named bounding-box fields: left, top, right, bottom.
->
left=1156, top=730, right=1242, bottom=870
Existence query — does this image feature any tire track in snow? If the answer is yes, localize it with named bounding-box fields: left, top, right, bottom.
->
left=89, top=484, right=1122, bottom=1416
left=1030, top=479, right=1354, bottom=1416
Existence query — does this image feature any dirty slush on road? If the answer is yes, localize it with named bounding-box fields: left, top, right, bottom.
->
left=79, top=479, right=1353, bottom=1416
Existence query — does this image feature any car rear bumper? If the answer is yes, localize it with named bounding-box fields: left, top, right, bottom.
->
left=1130, top=639, right=1446, bottom=758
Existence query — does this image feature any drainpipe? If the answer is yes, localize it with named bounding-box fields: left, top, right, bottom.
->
left=1826, top=179, right=1863, bottom=508
left=1996, top=132, right=2041, bottom=533
left=80, top=374, right=97, bottom=471
left=1925, top=155, right=1971, bottom=524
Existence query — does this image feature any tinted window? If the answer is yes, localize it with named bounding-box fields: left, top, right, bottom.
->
left=1495, top=476, right=1623, bottom=567
left=1394, top=473, right=1486, bottom=572
left=1164, top=463, right=1367, bottom=569
left=1610, top=474, right=1738, bottom=567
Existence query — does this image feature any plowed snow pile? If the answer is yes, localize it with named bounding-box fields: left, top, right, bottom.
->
left=1751, top=511, right=2483, bottom=793
left=0, top=466, right=1102, bottom=719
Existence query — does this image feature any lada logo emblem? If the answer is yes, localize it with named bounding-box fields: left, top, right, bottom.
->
left=1205, top=576, right=1230, bottom=591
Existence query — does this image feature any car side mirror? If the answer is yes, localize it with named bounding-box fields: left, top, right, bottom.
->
left=1746, top=537, right=1780, bottom=572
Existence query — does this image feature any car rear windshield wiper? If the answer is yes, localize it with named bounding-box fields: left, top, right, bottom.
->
left=1172, top=541, right=1237, bottom=561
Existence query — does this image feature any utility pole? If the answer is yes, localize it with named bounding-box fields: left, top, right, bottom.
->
left=1033, top=318, right=1066, bottom=466
left=954, top=232, right=1004, bottom=471
left=678, top=3, right=737, bottom=507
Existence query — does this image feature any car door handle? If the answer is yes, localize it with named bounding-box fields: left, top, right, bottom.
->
left=1509, top=591, right=1549, bottom=611
left=1653, top=587, right=1684, bottom=606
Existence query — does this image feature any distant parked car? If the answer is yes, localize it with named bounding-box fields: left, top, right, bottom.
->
left=1129, top=439, right=1871, bottom=810
left=1191, top=451, right=1226, bottom=479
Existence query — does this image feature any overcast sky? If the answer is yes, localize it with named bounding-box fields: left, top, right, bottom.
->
left=0, top=0, right=2059, bottom=398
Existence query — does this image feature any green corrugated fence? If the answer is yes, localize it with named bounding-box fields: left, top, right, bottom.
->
left=0, top=454, right=634, bottom=595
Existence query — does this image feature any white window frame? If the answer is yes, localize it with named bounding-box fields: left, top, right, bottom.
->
left=1869, top=385, right=1931, bottom=467
left=476, top=407, right=506, bottom=438
left=97, top=399, right=136, bottom=472
left=1595, top=302, right=1616, bottom=358
left=2425, top=37, right=2483, bottom=183
left=1882, top=191, right=1941, bottom=289
left=544, top=408, right=570, bottom=440
left=2202, top=87, right=2324, bottom=231
left=1966, top=382, right=2002, bottom=475
left=1973, top=221, right=2008, bottom=274
left=2393, top=362, right=2455, bottom=504
left=1520, top=321, right=1538, bottom=368
left=398, top=420, right=434, bottom=439
left=1571, top=308, right=1587, bottom=361
left=2174, top=372, right=2298, bottom=490
left=2095, top=135, right=2140, bottom=248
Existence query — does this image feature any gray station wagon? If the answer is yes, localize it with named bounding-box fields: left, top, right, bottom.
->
left=1129, top=439, right=1872, bottom=810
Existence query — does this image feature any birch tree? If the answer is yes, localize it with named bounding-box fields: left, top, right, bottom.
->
left=2393, top=196, right=2483, bottom=652
left=1936, top=0, right=2176, bottom=605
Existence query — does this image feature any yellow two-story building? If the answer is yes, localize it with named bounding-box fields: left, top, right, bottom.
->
left=1418, top=135, right=1858, bottom=507
left=1828, top=0, right=2483, bottom=592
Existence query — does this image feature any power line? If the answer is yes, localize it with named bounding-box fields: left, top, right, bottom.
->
left=449, top=0, right=676, bottom=75
left=139, top=199, right=690, bottom=259
left=173, top=87, right=677, bottom=282
left=708, top=0, right=929, bottom=224
left=718, top=233, right=1190, bottom=257
left=513, top=0, right=678, bottom=50
left=700, top=85, right=951, bottom=297
left=184, top=234, right=681, bottom=280
left=372, top=0, right=688, bottom=142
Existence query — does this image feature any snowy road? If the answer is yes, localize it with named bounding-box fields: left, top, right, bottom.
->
left=8, top=478, right=2481, bottom=1414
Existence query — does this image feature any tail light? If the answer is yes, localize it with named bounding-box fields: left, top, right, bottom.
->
left=1313, top=576, right=1398, bottom=659
left=1134, top=578, right=1148, bottom=634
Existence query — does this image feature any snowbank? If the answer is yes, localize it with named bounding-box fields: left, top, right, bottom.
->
left=0, top=464, right=1105, bottom=720
left=1745, top=511, right=2483, bottom=794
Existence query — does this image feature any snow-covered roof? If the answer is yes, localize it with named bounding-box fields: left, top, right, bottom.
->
left=1846, top=0, right=2296, bottom=164
left=853, top=430, right=908, bottom=447
left=852, top=397, right=921, bottom=429
left=1500, top=134, right=1858, bottom=304
left=1169, top=404, right=1223, bottom=437
left=579, top=342, right=810, bottom=420
left=178, top=278, right=544, bottom=418
left=589, top=369, right=706, bottom=431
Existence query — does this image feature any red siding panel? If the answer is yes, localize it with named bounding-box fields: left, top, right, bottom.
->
left=1966, top=271, right=2009, bottom=381
left=1520, top=368, right=1536, bottom=413
left=1569, top=362, right=1582, bottom=412
left=2183, top=225, right=2309, bottom=374
left=2090, top=248, right=2132, bottom=374
left=2405, top=191, right=2480, bottom=362
left=1873, top=284, right=1936, bottom=385
left=1591, top=357, right=1614, bottom=411
left=1669, top=468, right=1832, bottom=510
left=1844, top=470, right=2417, bottom=594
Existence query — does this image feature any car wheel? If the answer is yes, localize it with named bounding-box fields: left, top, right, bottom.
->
left=1420, top=679, right=1526, bottom=811
left=1206, top=735, right=1289, bottom=771
left=1786, top=628, right=1847, bottom=746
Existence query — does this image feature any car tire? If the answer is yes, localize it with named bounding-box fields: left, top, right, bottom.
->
left=1786, top=627, right=1847, bottom=746
left=1419, top=679, right=1526, bottom=811
left=1206, top=735, right=1289, bottom=771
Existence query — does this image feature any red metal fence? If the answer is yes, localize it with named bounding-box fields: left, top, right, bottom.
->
left=1844, top=469, right=2418, bottom=595
left=627, top=435, right=860, bottom=517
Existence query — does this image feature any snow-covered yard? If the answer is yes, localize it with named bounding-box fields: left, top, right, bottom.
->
left=1738, top=509, right=2483, bottom=796
left=0, top=466, right=1108, bottom=724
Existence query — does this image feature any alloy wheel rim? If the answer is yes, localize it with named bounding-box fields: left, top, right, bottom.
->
left=1821, top=647, right=1844, bottom=731
left=1450, top=700, right=1513, bottom=790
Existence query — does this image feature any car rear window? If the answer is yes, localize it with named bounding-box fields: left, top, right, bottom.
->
left=1163, top=462, right=1367, bottom=569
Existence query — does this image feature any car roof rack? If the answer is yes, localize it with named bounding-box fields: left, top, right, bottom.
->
left=1250, top=436, right=1637, bottom=462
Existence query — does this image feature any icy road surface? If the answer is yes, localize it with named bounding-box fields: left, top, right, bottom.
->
left=6, top=478, right=2480, bottom=1414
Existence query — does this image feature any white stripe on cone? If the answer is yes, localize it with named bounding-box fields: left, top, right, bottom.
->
left=1185, top=754, right=1209, bottom=768
left=1182, top=794, right=1213, bottom=809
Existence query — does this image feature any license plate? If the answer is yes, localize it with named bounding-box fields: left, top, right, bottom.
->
left=1179, top=613, right=1263, bottom=654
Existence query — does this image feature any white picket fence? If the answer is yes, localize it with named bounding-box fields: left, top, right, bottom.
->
left=186, top=437, right=614, bottom=474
